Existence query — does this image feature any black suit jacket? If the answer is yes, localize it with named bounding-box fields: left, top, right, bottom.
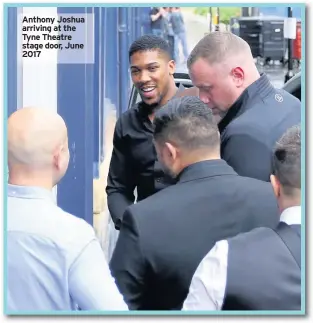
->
left=110, top=160, right=279, bottom=310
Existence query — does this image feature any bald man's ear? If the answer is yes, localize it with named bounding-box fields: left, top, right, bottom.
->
left=53, top=144, right=67, bottom=169
left=53, top=146, right=63, bottom=170
left=231, top=67, right=244, bottom=87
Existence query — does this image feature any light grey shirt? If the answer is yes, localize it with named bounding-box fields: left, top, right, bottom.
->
left=182, top=206, right=301, bottom=310
left=7, top=184, right=128, bottom=312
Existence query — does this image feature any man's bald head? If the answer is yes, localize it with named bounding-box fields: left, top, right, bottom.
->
left=8, top=108, right=70, bottom=187
left=187, top=31, right=253, bottom=69
left=8, top=107, right=68, bottom=167
left=187, top=32, right=260, bottom=123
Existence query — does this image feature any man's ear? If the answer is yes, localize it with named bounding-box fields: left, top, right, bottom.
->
left=53, top=148, right=61, bottom=170
left=231, top=67, right=244, bottom=87
left=164, top=142, right=177, bottom=161
left=270, top=174, right=281, bottom=199
left=53, top=143, right=66, bottom=170
left=168, top=59, right=176, bottom=76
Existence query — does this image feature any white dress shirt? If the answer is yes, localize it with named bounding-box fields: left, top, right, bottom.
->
left=182, top=206, right=301, bottom=311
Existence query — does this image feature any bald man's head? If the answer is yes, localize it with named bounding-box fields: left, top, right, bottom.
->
left=187, top=32, right=260, bottom=123
left=8, top=107, right=70, bottom=185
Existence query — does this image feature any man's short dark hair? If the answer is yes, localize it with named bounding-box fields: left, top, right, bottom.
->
left=129, top=35, right=171, bottom=62
left=153, top=96, right=220, bottom=151
left=273, top=124, right=301, bottom=195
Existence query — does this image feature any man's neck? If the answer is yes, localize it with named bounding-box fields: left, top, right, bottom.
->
left=244, top=69, right=261, bottom=89
left=279, top=198, right=301, bottom=214
left=9, top=174, right=53, bottom=190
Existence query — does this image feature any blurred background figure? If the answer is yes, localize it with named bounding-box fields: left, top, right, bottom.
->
left=150, top=7, right=166, bottom=38
left=171, top=7, right=189, bottom=64
left=163, top=7, right=176, bottom=61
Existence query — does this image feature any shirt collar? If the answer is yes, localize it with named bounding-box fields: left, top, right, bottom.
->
left=8, top=184, right=56, bottom=203
left=280, top=206, right=301, bottom=225
left=177, top=83, right=185, bottom=92
left=177, top=159, right=237, bottom=183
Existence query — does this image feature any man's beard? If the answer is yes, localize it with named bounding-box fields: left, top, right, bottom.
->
left=140, top=93, right=165, bottom=115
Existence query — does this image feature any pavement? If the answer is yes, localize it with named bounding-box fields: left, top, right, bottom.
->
left=175, top=9, right=300, bottom=89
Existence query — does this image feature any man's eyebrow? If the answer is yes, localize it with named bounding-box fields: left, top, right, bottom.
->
left=130, top=62, right=159, bottom=69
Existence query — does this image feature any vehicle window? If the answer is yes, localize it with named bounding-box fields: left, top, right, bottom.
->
left=292, top=88, right=301, bottom=101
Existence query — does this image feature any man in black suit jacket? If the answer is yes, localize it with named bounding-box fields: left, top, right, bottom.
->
left=110, top=96, right=279, bottom=310
left=183, top=124, right=302, bottom=310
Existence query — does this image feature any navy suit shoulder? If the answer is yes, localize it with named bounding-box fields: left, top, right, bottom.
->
left=221, top=85, right=300, bottom=181
left=275, top=87, right=301, bottom=107
left=224, top=88, right=300, bottom=139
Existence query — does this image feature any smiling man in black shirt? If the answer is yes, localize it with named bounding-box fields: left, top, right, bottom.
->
left=106, top=35, right=184, bottom=230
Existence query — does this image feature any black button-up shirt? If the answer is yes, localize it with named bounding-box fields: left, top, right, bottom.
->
left=106, top=88, right=184, bottom=229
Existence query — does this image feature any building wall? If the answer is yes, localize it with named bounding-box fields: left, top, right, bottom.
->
left=7, top=6, right=151, bottom=243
